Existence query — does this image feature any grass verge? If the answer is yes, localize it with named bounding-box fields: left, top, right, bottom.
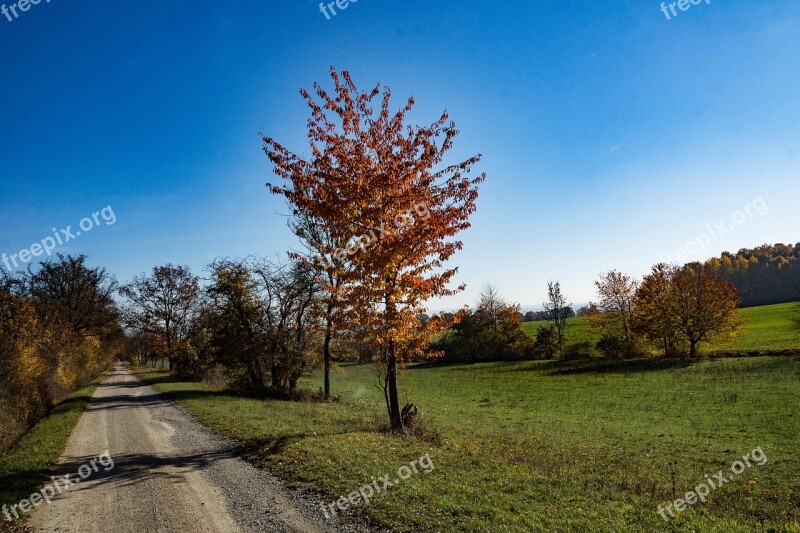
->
left=0, top=374, right=106, bottom=532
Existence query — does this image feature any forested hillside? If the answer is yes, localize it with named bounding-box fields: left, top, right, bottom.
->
left=705, top=243, right=800, bottom=307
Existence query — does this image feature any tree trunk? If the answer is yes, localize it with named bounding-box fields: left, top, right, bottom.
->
left=386, top=341, right=403, bottom=433
left=690, top=340, right=697, bottom=358
left=323, top=327, right=332, bottom=400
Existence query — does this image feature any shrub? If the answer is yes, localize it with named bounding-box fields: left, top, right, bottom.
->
left=562, top=341, right=592, bottom=360
left=533, top=325, right=559, bottom=359
left=596, top=334, right=643, bottom=359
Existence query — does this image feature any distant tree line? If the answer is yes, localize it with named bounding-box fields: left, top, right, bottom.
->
left=0, top=255, right=123, bottom=451
left=705, top=243, right=800, bottom=307
left=522, top=307, right=575, bottom=322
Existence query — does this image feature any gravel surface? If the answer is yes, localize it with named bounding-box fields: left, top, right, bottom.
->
left=27, top=364, right=372, bottom=533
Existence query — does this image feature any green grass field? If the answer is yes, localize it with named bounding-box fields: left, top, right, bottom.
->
left=143, top=353, right=800, bottom=532
left=521, top=302, right=800, bottom=354
left=0, top=377, right=105, bottom=532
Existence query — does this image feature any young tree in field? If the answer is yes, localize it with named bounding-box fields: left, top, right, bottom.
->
left=634, top=263, right=683, bottom=357
left=120, top=265, right=200, bottom=372
left=288, top=210, right=351, bottom=400
left=587, top=271, right=638, bottom=343
left=264, top=67, right=484, bottom=432
left=671, top=262, right=744, bottom=358
left=543, top=281, right=570, bottom=354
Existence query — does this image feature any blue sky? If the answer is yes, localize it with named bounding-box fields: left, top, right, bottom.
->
left=1, top=0, right=798, bottom=310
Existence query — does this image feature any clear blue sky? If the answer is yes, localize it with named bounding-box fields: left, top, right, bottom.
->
left=1, top=0, right=798, bottom=310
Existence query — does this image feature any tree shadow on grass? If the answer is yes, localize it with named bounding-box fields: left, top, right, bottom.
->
left=413, top=358, right=700, bottom=375
left=237, top=427, right=374, bottom=463
left=406, top=360, right=503, bottom=371
left=543, top=358, right=697, bottom=376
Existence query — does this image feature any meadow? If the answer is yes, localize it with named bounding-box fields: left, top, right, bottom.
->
left=521, top=302, right=800, bottom=354
left=142, top=352, right=800, bottom=531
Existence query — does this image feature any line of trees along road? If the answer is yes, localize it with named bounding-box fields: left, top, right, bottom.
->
left=0, top=255, right=123, bottom=451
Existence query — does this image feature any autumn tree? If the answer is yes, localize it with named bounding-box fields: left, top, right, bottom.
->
left=1, top=260, right=120, bottom=450
left=543, top=281, right=570, bottom=354
left=0, top=288, right=52, bottom=433
left=671, top=262, right=744, bottom=358
left=634, top=263, right=683, bottom=357
left=206, top=259, right=270, bottom=391
left=264, top=67, right=484, bottom=432
left=587, top=271, right=639, bottom=357
left=120, top=264, right=200, bottom=372
left=18, top=255, right=121, bottom=405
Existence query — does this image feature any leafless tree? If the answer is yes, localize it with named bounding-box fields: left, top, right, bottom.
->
left=544, top=281, right=571, bottom=354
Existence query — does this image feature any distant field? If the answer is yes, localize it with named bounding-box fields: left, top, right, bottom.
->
left=145, top=355, right=800, bottom=532
left=521, top=302, right=800, bottom=354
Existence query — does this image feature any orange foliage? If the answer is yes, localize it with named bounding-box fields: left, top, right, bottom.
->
left=264, top=68, right=484, bottom=430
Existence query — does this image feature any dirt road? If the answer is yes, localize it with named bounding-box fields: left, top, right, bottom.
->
left=28, top=364, right=358, bottom=533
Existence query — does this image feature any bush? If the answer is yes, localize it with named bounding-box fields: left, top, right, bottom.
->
left=0, top=286, right=116, bottom=452
left=562, top=341, right=592, bottom=360
left=596, top=334, right=642, bottom=359
left=533, top=325, right=559, bottom=359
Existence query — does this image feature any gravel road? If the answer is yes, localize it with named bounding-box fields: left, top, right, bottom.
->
left=27, top=364, right=365, bottom=533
